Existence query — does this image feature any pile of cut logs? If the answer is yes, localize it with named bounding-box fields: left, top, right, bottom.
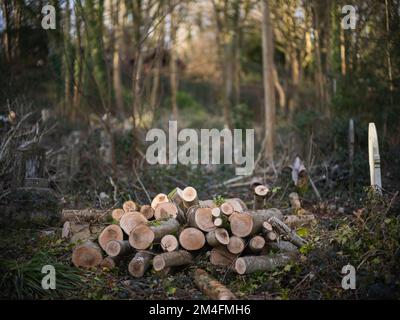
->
left=66, top=186, right=316, bottom=298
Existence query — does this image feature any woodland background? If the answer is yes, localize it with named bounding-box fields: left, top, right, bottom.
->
left=0, top=0, right=400, bottom=300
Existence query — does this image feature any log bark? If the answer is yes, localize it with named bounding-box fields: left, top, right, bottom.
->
left=288, top=192, right=301, bottom=211
left=187, top=207, right=216, bottom=232
left=179, top=227, right=206, bottom=251
left=168, top=187, right=185, bottom=211
left=210, top=247, right=236, bottom=266
left=227, top=236, right=245, bottom=254
left=153, top=250, right=193, bottom=271
left=225, top=198, right=247, bottom=212
left=268, top=216, right=307, bottom=247
left=151, top=193, right=169, bottom=209
left=140, top=205, right=154, bottom=220
left=284, top=214, right=316, bottom=228
left=72, top=240, right=103, bottom=268
left=62, top=209, right=111, bottom=223
left=262, top=221, right=277, bottom=241
left=161, top=234, right=179, bottom=252
left=268, top=240, right=298, bottom=254
left=254, top=185, right=269, bottom=209
left=100, top=256, right=121, bottom=269
left=62, top=221, right=70, bottom=238
left=235, top=253, right=294, bottom=274
left=206, top=228, right=230, bottom=247
left=120, top=212, right=148, bottom=235
left=128, top=251, right=152, bottom=278
left=98, top=224, right=124, bottom=251
left=123, top=200, right=138, bottom=212
left=199, top=200, right=216, bottom=208
left=181, top=186, right=199, bottom=208
left=247, top=208, right=283, bottom=234
left=229, top=212, right=253, bottom=237
left=249, top=235, right=266, bottom=253
left=154, top=202, right=178, bottom=220
left=129, top=218, right=180, bottom=250
left=105, top=240, right=133, bottom=257
left=112, top=208, right=125, bottom=221
left=194, top=268, right=236, bottom=300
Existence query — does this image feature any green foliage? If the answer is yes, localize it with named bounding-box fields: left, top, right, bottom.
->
left=213, top=195, right=225, bottom=206
left=0, top=252, right=83, bottom=299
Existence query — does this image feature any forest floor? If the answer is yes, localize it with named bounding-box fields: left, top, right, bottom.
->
left=1, top=150, right=400, bottom=300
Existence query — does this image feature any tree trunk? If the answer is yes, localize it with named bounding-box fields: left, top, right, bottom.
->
left=123, top=200, right=138, bottom=212
left=154, top=202, right=178, bottom=220
left=253, top=185, right=269, bottom=210
left=187, top=207, right=215, bottom=232
left=140, top=205, right=155, bottom=220
left=249, top=235, right=265, bottom=253
left=268, top=216, right=307, bottom=247
left=261, top=0, right=276, bottom=163
left=111, top=209, right=125, bottom=221
left=247, top=208, right=283, bottom=234
left=100, top=256, right=121, bottom=269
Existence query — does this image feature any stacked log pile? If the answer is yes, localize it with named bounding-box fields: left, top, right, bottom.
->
left=66, top=186, right=315, bottom=299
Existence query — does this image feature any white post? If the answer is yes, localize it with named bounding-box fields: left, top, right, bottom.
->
left=368, top=123, right=382, bottom=193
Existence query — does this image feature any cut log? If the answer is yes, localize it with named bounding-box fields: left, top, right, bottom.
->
left=181, top=186, right=199, bottom=208
left=206, top=228, right=230, bottom=247
left=140, top=205, right=155, bottom=220
left=247, top=208, right=284, bottom=234
left=69, top=224, right=91, bottom=244
left=105, top=240, right=133, bottom=257
left=249, top=235, right=265, bottom=253
left=119, top=212, right=147, bottom=235
left=111, top=208, right=125, bottom=221
left=268, top=216, right=307, bottom=247
left=264, top=230, right=277, bottom=241
left=211, top=207, right=221, bottom=217
left=168, top=187, right=185, bottom=211
left=62, top=221, right=70, bottom=238
left=199, top=200, right=216, bottom=208
left=225, top=198, right=247, bottom=212
left=210, top=247, right=236, bottom=266
left=62, top=209, right=111, bottom=223
left=100, top=256, right=121, bottom=269
left=98, top=224, right=124, bottom=251
left=129, top=218, right=180, bottom=250
left=229, top=212, right=253, bottom=237
left=128, top=251, right=152, bottom=278
left=213, top=217, right=223, bottom=227
left=235, top=253, right=294, bottom=274
left=289, top=192, right=301, bottom=211
left=194, top=268, right=236, bottom=300
left=123, top=200, right=138, bottom=212
left=153, top=250, right=193, bottom=271
left=262, top=221, right=273, bottom=231
left=220, top=202, right=234, bottom=216
left=179, top=227, right=206, bottom=251
left=284, top=214, right=316, bottom=228
left=187, top=207, right=216, bottom=232
left=254, top=185, right=269, bottom=209
left=154, top=202, right=178, bottom=220
left=72, top=240, right=103, bottom=268
left=161, top=234, right=179, bottom=252
left=151, top=193, right=169, bottom=209
left=227, top=236, right=245, bottom=254
left=268, top=241, right=298, bottom=254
